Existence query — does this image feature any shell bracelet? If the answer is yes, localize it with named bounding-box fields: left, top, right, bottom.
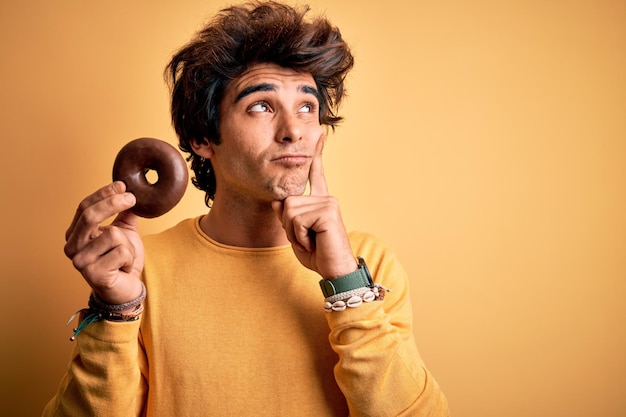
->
left=324, top=284, right=390, bottom=312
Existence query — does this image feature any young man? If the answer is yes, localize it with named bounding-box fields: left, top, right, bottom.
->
left=44, top=2, right=449, bottom=416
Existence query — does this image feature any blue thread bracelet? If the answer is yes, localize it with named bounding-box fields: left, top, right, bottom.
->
left=67, top=283, right=146, bottom=341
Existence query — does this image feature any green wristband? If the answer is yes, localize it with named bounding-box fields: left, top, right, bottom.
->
left=319, top=257, right=373, bottom=298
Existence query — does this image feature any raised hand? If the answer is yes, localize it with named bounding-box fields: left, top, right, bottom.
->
left=64, top=181, right=145, bottom=306
left=272, top=137, right=357, bottom=279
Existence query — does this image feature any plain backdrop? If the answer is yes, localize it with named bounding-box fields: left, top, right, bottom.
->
left=1, top=0, right=625, bottom=416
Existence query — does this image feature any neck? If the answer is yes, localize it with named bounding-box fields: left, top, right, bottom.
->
left=199, top=196, right=289, bottom=248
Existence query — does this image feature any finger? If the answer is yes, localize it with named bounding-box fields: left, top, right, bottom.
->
left=64, top=186, right=136, bottom=258
left=273, top=199, right=312, bottom=252
left=285, top=218, right=311, bottom=253
left=81, top=246, right=141, bottom=304
left=271, top=200, right=284, bottom=221
left=66, top=181, right=128, bottom=241
left=84, top=244, right=136, bottom=278
left=308, top=135, right=328, bottom=196
left=65, top=190, right=136, bottom=258
left=280, top=198, right=330, bottom=252
left=294, top=221, right=317, bottom=253
left=111, top=206, right=140, bottom=231
left=71, top=226, right=136, bottom=273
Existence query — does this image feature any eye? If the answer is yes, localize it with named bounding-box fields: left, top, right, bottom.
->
left=299, top=102, right=316, bottom=113
left=248, top=102, right=271, bottom=113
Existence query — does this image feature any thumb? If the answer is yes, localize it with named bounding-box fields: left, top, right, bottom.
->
left=112, top=195, right=140, bottom=230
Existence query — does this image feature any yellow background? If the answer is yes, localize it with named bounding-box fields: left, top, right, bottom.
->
left=1, top=1, right=624, bottom=416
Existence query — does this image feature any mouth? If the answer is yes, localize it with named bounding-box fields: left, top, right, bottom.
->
left=270, top=154, right=311, bottom=166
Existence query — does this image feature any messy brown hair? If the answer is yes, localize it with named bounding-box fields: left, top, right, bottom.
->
left=165, top=1, right=354, bottom=206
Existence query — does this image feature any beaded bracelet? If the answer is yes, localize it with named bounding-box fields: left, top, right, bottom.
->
left=323, top=283, right=390, bottom=312
left=67, top=282, right=147, bottom=341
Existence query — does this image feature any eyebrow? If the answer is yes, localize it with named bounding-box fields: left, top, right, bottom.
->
left=234, top=83, right=321, bottom=103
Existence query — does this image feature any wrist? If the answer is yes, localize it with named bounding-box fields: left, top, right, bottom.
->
left=90, top=281, right=146, bottom=314
left=319, top=257, right=391, bottom=313
left=69, top=282, right=146, bottom=341
left=319, top=257, right=372, bottom=297
left=94, top=279, right=144, bottom=306
left=320, top=259, right=359, bottom=280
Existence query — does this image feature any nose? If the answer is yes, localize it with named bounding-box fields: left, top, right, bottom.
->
left=275, top=112, right=303, bottom=143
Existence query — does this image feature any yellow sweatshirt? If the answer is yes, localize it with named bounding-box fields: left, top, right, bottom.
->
left=43, top=217, right=449, bottom=416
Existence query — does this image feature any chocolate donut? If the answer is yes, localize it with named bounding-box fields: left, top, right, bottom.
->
left=112, top=137, right=188, bottom=218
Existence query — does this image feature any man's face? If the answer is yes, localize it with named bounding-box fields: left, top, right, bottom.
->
left=207, top=63, right=325, bottom=203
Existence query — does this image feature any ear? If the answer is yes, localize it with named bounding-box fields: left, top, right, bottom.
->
left=191, top=138, right=215, bottom=159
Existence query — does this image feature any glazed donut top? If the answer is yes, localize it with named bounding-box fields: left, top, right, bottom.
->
left=112, top=137, right=189, bottom=218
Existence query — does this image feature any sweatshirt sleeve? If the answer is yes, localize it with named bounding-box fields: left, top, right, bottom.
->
left=326, top=233, right=450, bottom=417
left=42, top=318, right=148, bottom=417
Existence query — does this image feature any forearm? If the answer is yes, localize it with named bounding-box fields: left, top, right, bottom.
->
left=328, top=304, right=449, bottom=417
left=325, top=243, right=449, bottom=417
left=42, top=319, right=147, bottom=417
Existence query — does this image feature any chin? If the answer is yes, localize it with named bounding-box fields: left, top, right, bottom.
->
left=273, top=182, right=308, bottom=200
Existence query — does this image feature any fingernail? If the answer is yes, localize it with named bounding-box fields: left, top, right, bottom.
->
left=124, top=193, right=135, bottom=204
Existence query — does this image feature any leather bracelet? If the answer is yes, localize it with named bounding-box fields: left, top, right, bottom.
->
left=95, top=303, right=144, bottom=322
left=90, top=282, right=146, bottom=312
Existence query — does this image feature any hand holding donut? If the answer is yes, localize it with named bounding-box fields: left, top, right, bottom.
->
left=64, top=181, right=145, bottom=305
left=65, top=137, right=188, bottom=304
